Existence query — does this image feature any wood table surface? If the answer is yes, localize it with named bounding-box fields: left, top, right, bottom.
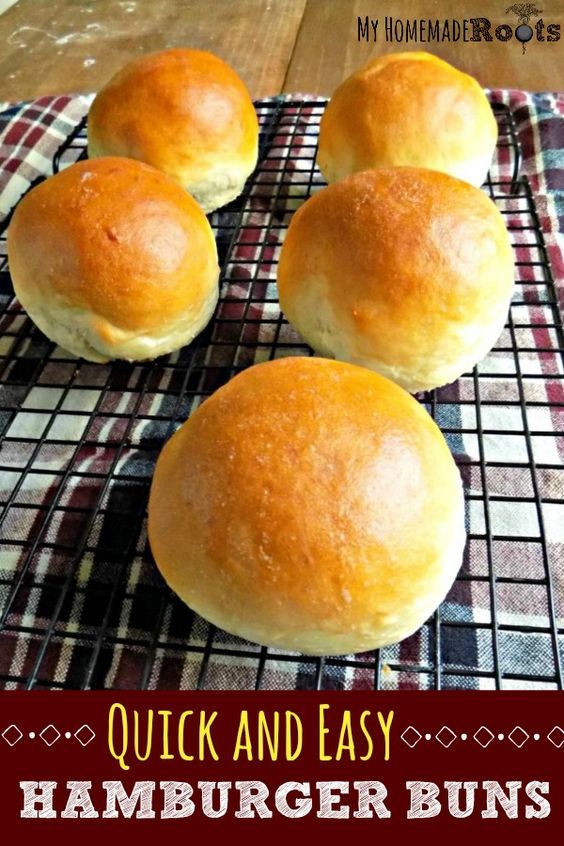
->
left=0, top=0, right=563, bottom=103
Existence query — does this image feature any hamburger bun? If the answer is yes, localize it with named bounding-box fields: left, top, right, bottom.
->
left=7, top=156, right=219, bottom=362
left=88, top=48, right=259, bottom=213
left=148, top=356, right=466, bottom=656
left=278, top=167, right=514, bottom=393
left=317, top=51, right=498, bottom=188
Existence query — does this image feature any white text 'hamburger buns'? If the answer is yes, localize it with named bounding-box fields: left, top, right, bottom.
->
left=88, top=48, right=259, bottom=213
left=7, top=157, right=219, bottom=362
left=148, top=356, right=466, bottom=656
left=278, top=168, right=514, bottom=393
left=317, top=51, right=498, bottom=188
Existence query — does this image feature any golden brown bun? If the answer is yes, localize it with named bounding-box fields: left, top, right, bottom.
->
left=7, top=157, right=219, bottom=362
left=148, top=356, right=465, bottom=656
left=88, top=48, right=259, bottom=213
left=278, top=168, right=514, bottom=393
left=318, top=51, right=498, bottom=187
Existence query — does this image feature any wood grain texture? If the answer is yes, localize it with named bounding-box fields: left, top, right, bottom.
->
left=0, top=0, right=562, bottom=103
left=284, top=0, right=564, bottom=94
left=0, top=0, right=306, bottom=100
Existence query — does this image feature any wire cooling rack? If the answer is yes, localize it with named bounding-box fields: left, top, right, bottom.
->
left=0, top=99, right=562, bottom=691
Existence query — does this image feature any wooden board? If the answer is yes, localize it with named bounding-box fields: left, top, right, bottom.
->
left=0, top=0, right=562, bottom=103
left=284, top=0, right=564, bottom=94
left=0, top=0, right=307, bottom=101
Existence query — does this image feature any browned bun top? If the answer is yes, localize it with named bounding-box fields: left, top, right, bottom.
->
left=87, top=49, right=258, bottom=211
left=317, top=51, right=498, bottom=187
left=148, top=356, right=465, bottom=655
left=278, top=167, right=514, bottom=393
left=7, top=156, right=219, bottom=361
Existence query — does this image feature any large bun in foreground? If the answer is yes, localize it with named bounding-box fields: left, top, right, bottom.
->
left=148, top=356, right=466, bottom=656
left=278, top=168, right=514, bottom=393
left=87, top=48, right=259, bottom=213
left=7, top=157, right=219, bottom=362
left=317, top=51, right=498, bottom=187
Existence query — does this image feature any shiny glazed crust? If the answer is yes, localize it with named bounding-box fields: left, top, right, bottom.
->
left=277, top=167, right=514, bottom=393
left=7, top=156, right=219, bottom=362
left=317, top=51, right=498, bottom=187
left=87, top=48, right=259, bottom=213
left=148, top=357, right=466, bottom=655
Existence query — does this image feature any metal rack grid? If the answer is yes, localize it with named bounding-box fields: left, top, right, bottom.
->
left=0, top=99, right=562, bottom=691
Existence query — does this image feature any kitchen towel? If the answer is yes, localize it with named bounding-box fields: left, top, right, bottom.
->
left=0, top=91, right=562, bottom=690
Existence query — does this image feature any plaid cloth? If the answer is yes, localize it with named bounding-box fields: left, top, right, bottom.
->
left=0, top=91, right=563, bottom=691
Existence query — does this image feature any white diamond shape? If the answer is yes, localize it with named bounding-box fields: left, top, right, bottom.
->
left=74, top=724, right=95, bottom=746
left=436, top=726, right=457, bottom=748
left=39, top=724, right=61, bottom=747
left=508, top=726, right=529, bottom=748
left=547, top=727, right=564, bottom=748
left=1, top=724, right=23, bottom=746
left=401, top=726, right=422, bottom=748
left=474, top=726, right=495, bottom=748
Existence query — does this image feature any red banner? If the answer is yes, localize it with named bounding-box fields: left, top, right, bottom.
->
left=0, top=692, right=562, bottom=837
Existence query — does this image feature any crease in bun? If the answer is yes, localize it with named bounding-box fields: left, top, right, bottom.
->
left=23, top=291, right=219, bottom=363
